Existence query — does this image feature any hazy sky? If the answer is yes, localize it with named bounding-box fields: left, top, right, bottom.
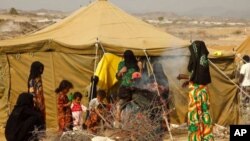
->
left=1, top=0, right=250, bottom=15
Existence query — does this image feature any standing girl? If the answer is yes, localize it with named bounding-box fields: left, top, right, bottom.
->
left=28, top=61, right=45, bottom=128
left=56, top=80, right=73, bottom=132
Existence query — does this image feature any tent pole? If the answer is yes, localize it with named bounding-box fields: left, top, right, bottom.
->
left=143, top=50, right=174, bottom=141
left=91, top=39, right=118, bottom=122
left=90, top=38, right=100, bottom=100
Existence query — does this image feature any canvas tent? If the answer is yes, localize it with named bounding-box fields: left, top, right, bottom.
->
left=0, top=0, right=238, bottom=129
left=236, top=36, right=250, bottom=55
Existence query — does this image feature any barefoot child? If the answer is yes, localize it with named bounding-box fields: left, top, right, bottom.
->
left=85, top=90, right=106, bottom=133
left=56, top=80, right=73, bottom=133
left=71, top=92, right=87, bottom=130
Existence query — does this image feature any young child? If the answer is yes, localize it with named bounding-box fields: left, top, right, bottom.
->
left=56, top=80, right=73, bottom=133
left=71, top=92, right=87, bottom=131
left=88, top=90, right=106, bottom=111
left=85, top=90, right=106, bottom=133
left=85, top=104, right=107, bottom=133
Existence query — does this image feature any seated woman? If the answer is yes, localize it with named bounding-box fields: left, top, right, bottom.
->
left=5, top=92, right=43, bottom=141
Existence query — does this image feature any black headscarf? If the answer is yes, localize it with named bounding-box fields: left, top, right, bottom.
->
left=5, top=93, right=43, bottom=141
left=124, top=50, right=139, bottom=71
left=188, top=40, right=211, bottom=85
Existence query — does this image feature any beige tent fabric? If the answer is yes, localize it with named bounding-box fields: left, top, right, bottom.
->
left=0, top=55, right=10, bottom=127
left=236, top=36, right=250, bottom=55
left=0, top=0, right=188, bottom=55
left=208, top=57, right=239, bottom=125
left=6, top=52, right=95, bottom=129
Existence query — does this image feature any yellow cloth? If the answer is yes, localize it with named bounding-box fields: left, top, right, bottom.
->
left=213, top=51, right=222, bottom=56
left=95, top=53, right=122, bottom=90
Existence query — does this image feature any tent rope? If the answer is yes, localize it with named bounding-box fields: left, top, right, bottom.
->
left=98, top=41, right=106, bottom=53
left=15, top=53, right=21, bottom=60
left=143, top=49, right=174, bottom=141
left=208, top=59, right=250, bottom=98
left=29, top=52, right=34, bottom=57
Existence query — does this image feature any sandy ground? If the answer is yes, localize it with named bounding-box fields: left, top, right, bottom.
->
left=0, top=14, right=32, bottom=22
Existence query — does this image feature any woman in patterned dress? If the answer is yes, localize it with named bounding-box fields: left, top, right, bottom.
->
left=177, top=41, right=214, bottom=141
left=28, top=61, right=46, bottom=129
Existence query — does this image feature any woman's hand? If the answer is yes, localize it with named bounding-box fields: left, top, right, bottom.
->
left=118, top=66, right=127, bottom=77
left=177, top=74, right=189, bottom=80
left=137, top=61, right=143, bottom=73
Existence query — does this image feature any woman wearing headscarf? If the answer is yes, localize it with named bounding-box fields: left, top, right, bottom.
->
left=5, top=93, right=43, bottom=141
left=28, top=61, right=46, bottom=128
left=115, top=50, right=142, bottom=124
left=177, top=41, right=214, bottom=141
left=116, top=50, right=141, bottom=88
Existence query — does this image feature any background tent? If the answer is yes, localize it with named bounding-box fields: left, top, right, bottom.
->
left=236, top=36, right=250, bottom=55
left=0, top=0, right=238, bottom=129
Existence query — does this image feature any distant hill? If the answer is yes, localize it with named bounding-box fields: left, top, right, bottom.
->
left=132, top=11, right=180, bottom=19
left=179, top=6, right=250, bottom=19
left=0, top=8, right=69, bottom=16
left=30, top=8, right=69, bottom=15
